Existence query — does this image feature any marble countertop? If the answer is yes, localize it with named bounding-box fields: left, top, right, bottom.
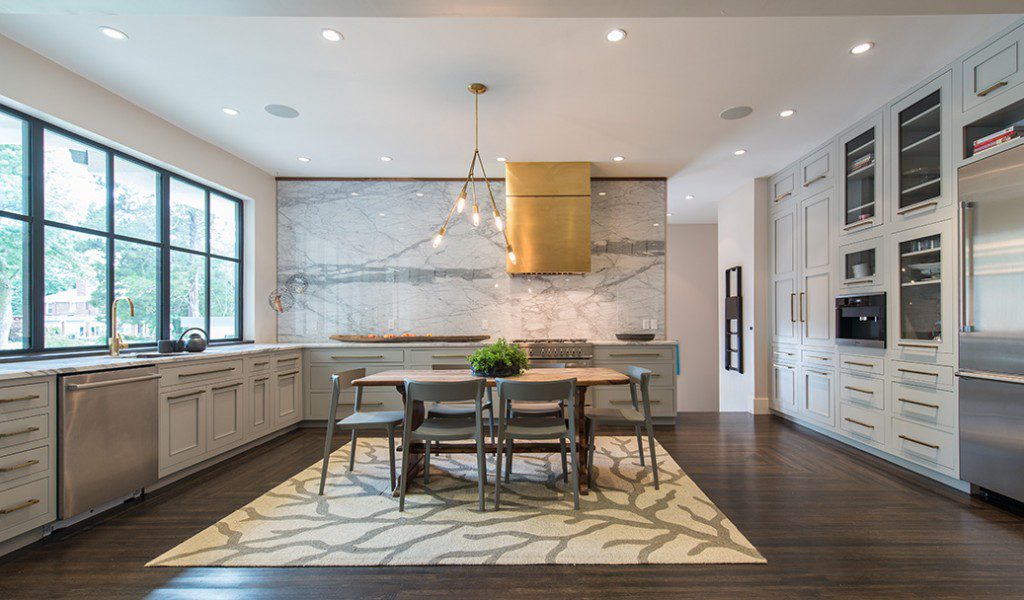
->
left=0, top=339, right=679, bottom=383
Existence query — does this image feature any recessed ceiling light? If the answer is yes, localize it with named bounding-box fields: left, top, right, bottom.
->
left=612, top=156, right=625, bottom=162
left=496, top=156, right=507, bottom=162
left=380, top=156, right=393, bottom=162
left=779, top=109, right=796, bottom=118
left=221, top=107, right=239, bottom=116
left=720, top=106, right=753, bottom=120
left=733, top=149, right=747, bottom=156
left=297, top=156, right=311, bottom=163
left=99, top=26, right=128, bottom=41
left=685, top=194, right=694, bottom=200
left=265, top=104, right=300, bottom=119
left=321, top=28, right=343, bottom=42
left=605, top=28, right=627, bottom=42
left=850, top=42, right=874, bottom=55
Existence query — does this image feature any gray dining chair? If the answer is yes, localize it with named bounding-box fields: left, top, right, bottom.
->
left=494, top=378, right=580, bottom=510
left=504, top=362, right=568, bottom=481
left=318, top=368, right=404, bottom=495
left=430, top=364, right=495, bottom=444
left=400, top=378, right=488, bottom=511
left=585, top=365, right=659, bottom=490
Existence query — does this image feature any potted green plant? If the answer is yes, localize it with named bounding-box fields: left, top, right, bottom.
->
left=467, top=338, right=529, bottom=377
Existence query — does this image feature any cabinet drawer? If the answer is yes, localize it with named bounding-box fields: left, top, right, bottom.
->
left=160, top=359, right=243, bottom=388
left=840, top=353, right=885, bottom=376
left=308, top=348, right=405, bottom=364
left=891, top=360, right=954, bottom=388
left=770, top=167, right=797, bottom=208
left=962, top=24, right=1024, bottom=113
left=801, top=349, right=835, bottom=368
left=274, top=353, right=302, bottom=371
left=800, top=144, right=833, bottom=193
left=0, top=476, right=51, bottom=535
left=591, top=387, right=675, bottom=418
left=839, top=371, right=885, bottom=410
left=892, top=382, right=955, bottom=430
left=245, top=355, right=274, bottom=375
left=0, top=414, right=48, bottom=452
left=599, top=363, right=674, bottom=386
left=308, top=364, right=398, bottom=392
left=839, top=402, right=887, bottom=447
left=408, top=347, right=479, bottom=366
left=773, top=346, right=798, bottom=364
left=0, top=382, right=49, bottom=419
left=0, top=445, right=49, bottom=487
left=307, top=389, right=404, bottom=421
left=595, top=346, right=675, bottom=363
left=891, top=417, right=956, bottom=470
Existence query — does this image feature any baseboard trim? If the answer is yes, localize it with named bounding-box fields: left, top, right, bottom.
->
left=751, top=395, right=770, bottom=415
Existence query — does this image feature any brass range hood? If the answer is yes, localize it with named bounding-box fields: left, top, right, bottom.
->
left=505, top=161, right=591, bottom=274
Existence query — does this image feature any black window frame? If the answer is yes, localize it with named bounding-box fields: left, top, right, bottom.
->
left=0, top=101, right=244, bottom=357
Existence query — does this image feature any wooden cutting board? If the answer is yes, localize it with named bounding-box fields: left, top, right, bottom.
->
left=329, top=334, right=491, bottom=344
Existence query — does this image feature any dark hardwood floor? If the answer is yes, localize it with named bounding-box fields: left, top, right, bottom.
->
left=1, top=413, right=1022, bottom=599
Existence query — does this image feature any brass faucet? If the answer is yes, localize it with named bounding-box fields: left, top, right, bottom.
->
left=109, top=296, right=135, bottom=357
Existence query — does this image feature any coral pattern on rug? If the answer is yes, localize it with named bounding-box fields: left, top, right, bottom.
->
left=148, top=436, right=764, bottom=566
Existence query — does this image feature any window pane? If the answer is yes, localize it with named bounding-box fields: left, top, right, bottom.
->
left=114, top=241, right=159, bottom=343
left=170, top=179, right=206, bottom=251
left=0, top=113, right=28, bottom=214
left=210, top=258, right=237, bottom=339
left=45, top=227, right=107, bottom=347
left=210, top=194, right=238, bottom=258
left=0, top=217, right=28, bottom=349
left=170, top=250, right=206, bottom=338
left=44, top=130, right=107, bottom=231
left=114, top=158, right=159, bottom=242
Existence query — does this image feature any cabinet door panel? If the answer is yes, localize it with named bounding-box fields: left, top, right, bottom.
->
left=802, top=271, right=832, bottom=346
left=891, top=73, right=951, bottom=225
left=160, top=389, right=207, bottom=472
left=772, top=210, right=796, bottom=277
left=249, top=376, right=271, bottom=438
left=801, top=192, right=832, bottom=272
left=801, top=368, right=835, bottom=427
left=962, top=25, right=1024, bottom=112
left=208, top=381, right=244, bottom=452
left=274, top=372, right=301, bottom=428
left=772, top=363, right=797, bottom=413
left=889, top=220, right=954, bottom=356
left=773, top=278, right=798, bottom=344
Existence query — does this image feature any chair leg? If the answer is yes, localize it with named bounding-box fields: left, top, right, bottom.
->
left=348, top=429, right=358, bottom=472
left=399, top=436, right=411, bottom=512
left=559, top=438, right=568, bottom=483
left=424, top=441, right=431, bottom=484
left=387, top=425, right=397, bottom=491
left=476, top=420, right=486, bottom=512
left=568, top=433, right=580, bottom=510
left=494, top=416, right=505, bottom=510
left=488, top=404, right=495, bottom=444
left=504, top=436, right=513, bottom=483
left=635, top=425, right=645, bottom=467
left=586, top=424, right=596, bottom=488
left=645, top=420, right=660, bottom=490
left=318, top=415, right=338, bottom=497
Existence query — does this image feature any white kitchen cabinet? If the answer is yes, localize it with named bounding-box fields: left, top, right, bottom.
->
left=773, top=277, right=799, bottom=345
left=890, top=72, right=952, bottom=226
left=839, top=110, right=884, bottom=236
left=838, top=235, right=884, bottom=291
left=771, top=363, right=797, bottom=414
left=159, top=388, right=208, bottom=474
left=771, top=207, right=797, bottom=278
left=248, top=375, right=272, bottom=439
left=799, top=141, right=834, bottom=195
left=888, top=219, right=955, bottom=358
left=769, top=164, right=797, bottom=210
left=207, top=380, right=245, bottom=453
left=799, top=189, right=834, bottom=348
left=274, top=369, right=302, bottom=428
left=799, top=367, right=835, bottom=427
left=962, top=23, right=1024, bottom=113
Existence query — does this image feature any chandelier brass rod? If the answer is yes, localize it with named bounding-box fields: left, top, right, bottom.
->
left=474, top=152, right=512, bottom=247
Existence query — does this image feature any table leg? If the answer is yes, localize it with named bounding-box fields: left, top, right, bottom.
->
left=575, top=386, right=591, bottom=495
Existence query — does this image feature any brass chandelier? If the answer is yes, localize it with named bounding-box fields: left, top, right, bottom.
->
left=431, top=83, right=516, bottom=264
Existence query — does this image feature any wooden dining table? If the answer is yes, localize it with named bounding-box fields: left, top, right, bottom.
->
left=351, top=367, right=630, bottom=496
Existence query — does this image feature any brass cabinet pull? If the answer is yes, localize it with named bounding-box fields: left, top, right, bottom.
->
left=809, top=356, right=830, bottom=361
left=777, top=351, right=795, bottom=356
left=166, top=391, right=202, bottom=401
left=844, top=386, right=874, bottom=394
left=277, top=358, right=298, bottom=364
left=343, top=401, right=383, bottom=407
left=898, top=342, right=938, bottom=350
left=843, top=219, right=874, bottom=231
left=252, top=362, right=269, bottom=367
left=608, top=353, right=662, bottom=357
left=803, top=173, right=827, bottom=187
left=611, top=399, right=661, bottom=405
left=806, top=369, right=830, bottom=377
left=898, top=368, right=938, bottom=377
left=789, top=293, right=796, bottom=323
left=899, top=434, right=939, bottom=450
left=331, top=355, right=384, bottom=360
left=179, top=367, right=235, bottom=378
left=212, top=382, right=243, bottom=392
left=253, top=377, right=270, bottom=383
left=432, top=354, right=470, bottom=359
left=774, top=191, right=792, bottom=202
left=897, top=200, right=939, bottom=215
left=0, top=459, right=39, bottom=473
left=279, top=371, right=300, bottom=377
left=776, top=364, right=795, bottom=370
left=0, top=498, right=39, bottom=515
left=844, top=361, right=875, bottom=368
left=0, top=395, right=40, bottom=404
left=798, top=292, right=805, bottom=323
left=844, top=277, right=874, bottom=285
left=977, top=80, right=1008, bottom=97
left=898, top=397, right=939, bottom=410
left=844, top=417, right=875, bottom=429
left=0, top=427, right=39, bottom=439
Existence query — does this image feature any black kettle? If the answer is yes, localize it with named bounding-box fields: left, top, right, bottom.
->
left=175, top=327, right=208, bottom=353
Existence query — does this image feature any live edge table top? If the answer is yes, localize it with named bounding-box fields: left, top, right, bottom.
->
left=351, top=367, right=631, bottom=387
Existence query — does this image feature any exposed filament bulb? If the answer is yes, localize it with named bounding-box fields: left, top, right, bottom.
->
left=493, top=211, right=504, bottom=232
left=456, top=190, right=467, bottom=214
left=472, top=205, right=480, bottom=227
left=432, top=227, right=446, bottom=248
left=506, top=244, right=517, bottom=264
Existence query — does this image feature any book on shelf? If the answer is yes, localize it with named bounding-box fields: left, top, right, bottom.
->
left=850, top=153, right=874, bottom=170
left=973, top=133, right=1019, bottom=155
left=973, top=126, right=1023, bottom=149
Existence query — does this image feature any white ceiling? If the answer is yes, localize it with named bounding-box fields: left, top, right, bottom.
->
left=0, top=11, right=1016, bottom=222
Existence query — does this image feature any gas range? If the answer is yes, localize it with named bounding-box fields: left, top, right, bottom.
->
left=512, top=338, right=594, bottom=366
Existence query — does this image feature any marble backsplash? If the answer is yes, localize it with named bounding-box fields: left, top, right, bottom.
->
left=276, top=178, right=666, bottom=341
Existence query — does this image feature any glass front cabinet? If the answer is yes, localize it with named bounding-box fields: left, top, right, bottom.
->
left=838, top=235, right=885, bottom=290
left=890, top=72, right=953, bottom=225
left=888, top=220, right=955, bottom=357
left=840, top=111, right=885, bottom=237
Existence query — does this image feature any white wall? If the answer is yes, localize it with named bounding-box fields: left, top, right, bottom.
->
left=717, top=180, right=770, bottom=413
left=0, top=34, right=278, bottom=342
left=666, top=224, right=719, bottom=412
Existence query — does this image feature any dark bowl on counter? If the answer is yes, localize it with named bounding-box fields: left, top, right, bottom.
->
left=615, top=333, right=656, bottom=342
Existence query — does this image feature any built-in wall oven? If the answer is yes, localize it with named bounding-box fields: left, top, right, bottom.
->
left=835, top=292, right=886, bottom=348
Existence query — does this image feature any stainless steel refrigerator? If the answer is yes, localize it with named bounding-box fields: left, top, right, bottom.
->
left=959, top=143, right=1024, bottom=503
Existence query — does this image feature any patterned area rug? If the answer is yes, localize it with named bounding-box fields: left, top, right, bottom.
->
left=148, top=436, right=764, bottom=566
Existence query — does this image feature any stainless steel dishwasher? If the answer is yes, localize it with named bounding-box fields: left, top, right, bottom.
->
left=59, top=366, right=161, bottom=519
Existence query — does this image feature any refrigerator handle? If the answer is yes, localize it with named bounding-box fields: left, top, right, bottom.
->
left=960, top=201, right=975, bottom=333
left=957, top=369, right=1024, bottom=385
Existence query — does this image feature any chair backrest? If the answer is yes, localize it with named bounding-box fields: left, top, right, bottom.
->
left=496, top=378, right=575, bottom=404
left=432, top=363, right=469, bottom=371
left=528, top=362, right=566, bottom=369
left=405, top=379, right=485, bottom=405
left=626, top=366, right=655, bottom=420
left=331, top=368, right=366, bottom=393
